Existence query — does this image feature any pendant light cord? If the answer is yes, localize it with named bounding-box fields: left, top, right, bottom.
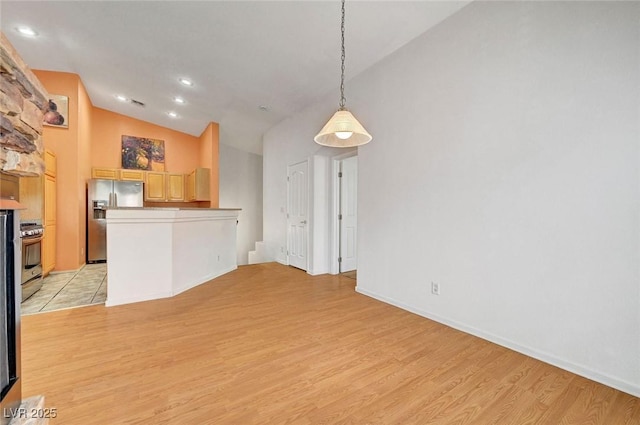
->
left=314, top=0, right=372, bottom=146
left=339, top=0, right=347, bottom=110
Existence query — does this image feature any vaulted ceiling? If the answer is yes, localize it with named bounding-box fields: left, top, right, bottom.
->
left=1, top=1, right=470, bottom=155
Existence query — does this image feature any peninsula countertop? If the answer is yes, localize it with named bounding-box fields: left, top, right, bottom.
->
left=106, top=207, right=241, bottom=227
left=107, top=207, right=241, bottom=211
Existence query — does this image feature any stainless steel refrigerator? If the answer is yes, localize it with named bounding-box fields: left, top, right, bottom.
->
left=87, top=179, right=143, bottom=262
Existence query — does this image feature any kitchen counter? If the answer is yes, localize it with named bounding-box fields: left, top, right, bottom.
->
left=105, top=207, right=241, bottom=306
left=108, top=207, right=241, bottom=211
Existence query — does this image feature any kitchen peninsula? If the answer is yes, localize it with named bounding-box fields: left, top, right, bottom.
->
left=105, top=207, right=240, bottom=306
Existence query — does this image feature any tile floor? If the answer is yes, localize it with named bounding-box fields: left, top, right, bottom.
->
left=21, top=263, right=107, bottom=315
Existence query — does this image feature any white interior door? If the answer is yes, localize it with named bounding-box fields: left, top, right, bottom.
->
left=340, top=156, right=358, bottom=272
left=287, top=161, right=308, bottom=270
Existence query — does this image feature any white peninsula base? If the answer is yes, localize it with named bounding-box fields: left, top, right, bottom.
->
left=105, top=208, right=240, bottom=307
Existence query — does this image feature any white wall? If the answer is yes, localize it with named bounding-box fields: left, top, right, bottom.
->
left=219, top=143, right=263, bottom=265
left=263, top=1, right=640, bottom=396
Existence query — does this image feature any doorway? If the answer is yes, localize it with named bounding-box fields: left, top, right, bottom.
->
left=287, top=160, right=309, bottom=271
left=332, top=153, right=358, bottom=274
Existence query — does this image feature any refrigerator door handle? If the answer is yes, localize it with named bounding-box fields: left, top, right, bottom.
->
left=113, top=192, right=118, bottom=207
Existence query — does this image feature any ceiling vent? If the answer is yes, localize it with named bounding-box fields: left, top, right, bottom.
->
left=130, top=99, right=145, bottom=107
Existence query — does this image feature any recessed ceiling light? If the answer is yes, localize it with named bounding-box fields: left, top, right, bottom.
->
left=167, top=111, right=178, bottom=118
left=178, top=78, right=193, bottom=87
left=115, top=95, right=129, bottom=102
left=173, top=97, right=185, bottom=104
left=16, top=26, right=38, bottom=37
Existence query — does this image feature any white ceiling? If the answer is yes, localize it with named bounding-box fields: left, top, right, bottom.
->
left=1, top=1, right=470, bottom=155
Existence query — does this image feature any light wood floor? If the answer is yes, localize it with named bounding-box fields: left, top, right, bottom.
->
left=21, top=263, right=639, bottom=424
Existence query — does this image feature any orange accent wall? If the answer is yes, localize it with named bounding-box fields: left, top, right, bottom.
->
left=91, top=108, right=201, bottom=173
left=199, top=122, right=220, bottom=207
left=33, top=70, right=220, bottom=272
left=77, top=79, right=92, bottom=265
left=33, top=70, right=83, bottom=272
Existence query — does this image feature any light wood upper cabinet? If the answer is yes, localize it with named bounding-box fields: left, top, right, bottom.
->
left=186, top=168, right=210, bottom=201
left=144, top=172, right=185, bottom=202
left=92, top=167, right=144, bottom=181
left=91, top=167, right=118, bottom=180
left=94, top=167, right=207, bottom=203
left=118, top=169, right=145, bottom=181
left=18, top=176, right=43, bottom=221
left=145, top=172, right=166, bottom=201
left=186, top=173, right=195, bottom=202
left=44, top=150, right=56, bottom=177
left=167, top=174, right=185, bottom=202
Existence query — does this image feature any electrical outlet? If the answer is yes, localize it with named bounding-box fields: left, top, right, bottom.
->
left=280, top=246, right=284, bottom=253
left=431, top=282, right=440, bottom=295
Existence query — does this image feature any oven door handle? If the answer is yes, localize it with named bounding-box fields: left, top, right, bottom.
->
left=22, top=235, right=44, bottom=244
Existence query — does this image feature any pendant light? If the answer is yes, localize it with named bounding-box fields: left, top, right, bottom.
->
left=314, top=0, right=372, bottom=147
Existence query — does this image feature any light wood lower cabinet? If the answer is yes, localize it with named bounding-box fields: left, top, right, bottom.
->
left=43, top=224, right=56, bottom=274
left=44, top=174, right=56, bottom=226
left=43, top=153, right=57, bottom=275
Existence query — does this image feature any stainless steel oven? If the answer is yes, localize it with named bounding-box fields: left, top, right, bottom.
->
left=20, top=222, right=43, bottom=301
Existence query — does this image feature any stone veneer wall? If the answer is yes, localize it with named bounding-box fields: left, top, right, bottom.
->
left=0, top=32, right=46, bottom=177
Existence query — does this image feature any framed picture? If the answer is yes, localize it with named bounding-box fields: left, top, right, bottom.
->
left=43, top=94, right=69, bottom=128
left=121, top=135, right=166, bottom=171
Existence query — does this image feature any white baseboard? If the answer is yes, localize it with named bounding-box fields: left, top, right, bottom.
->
left=307, top=267, right=329, bottom=276
left=106, top=289, right=172, bottom=307
left=356, top=286, right=640, bottom=398
left=173, top=265, right=238, bottom=295
left=106, top=266, right=238, bottom=307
